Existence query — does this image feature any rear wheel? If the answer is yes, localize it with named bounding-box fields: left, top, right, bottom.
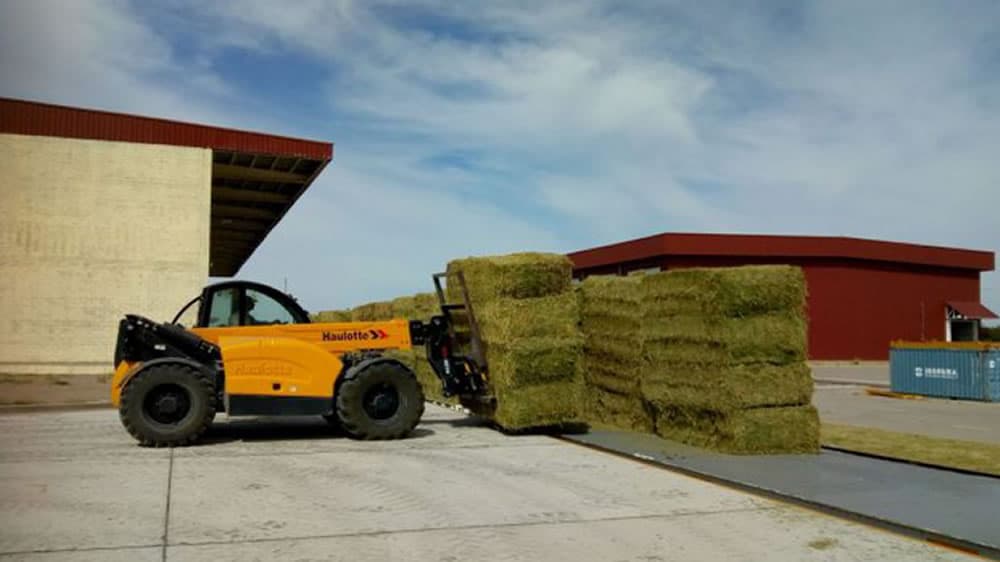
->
left=335, top=359, right=424, bottom=440
left=119, top=363, right=216, bottom=447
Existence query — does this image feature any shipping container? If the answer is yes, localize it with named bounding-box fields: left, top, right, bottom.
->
left=890, top=342, right=1000, bottom=401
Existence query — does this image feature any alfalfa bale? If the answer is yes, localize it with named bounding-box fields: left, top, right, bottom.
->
left=351, top=300, right=395, bottom=322
left=391, top=292, right=439, bottom=321
left=446, top=253, right=573, bottom=304
left=311, top=309, right=352, bottom=323
left=445, top=252, right=584, bottom=430
left=578, top=274, right=648, bottom=430
left=586, top=388, right=653, bottom=433
left=643, top=312, right=807, bottom=366
left=653, top=405, right=820, bottom=454
left=476, top=293, right=581, bottom=341
left=641, top=362, right=813, bottom=410
left=641, top=265, right=806, bottom=317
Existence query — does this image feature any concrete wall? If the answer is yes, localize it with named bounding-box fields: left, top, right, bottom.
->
left=0, top=134, right=212, bottom=375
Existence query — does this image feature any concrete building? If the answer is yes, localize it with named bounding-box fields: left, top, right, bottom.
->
left=0, top=98, right=332, bottom=376
left=568, top=233, right=996, bottom=361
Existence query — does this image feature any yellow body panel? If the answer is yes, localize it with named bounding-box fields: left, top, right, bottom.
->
left=110, top=360, right=138, bottom=406
left=192, top=319, right=414, bottom=353
left=111, top=319, right=414, bottom=411
left=219, top=336, right=344, bottom=398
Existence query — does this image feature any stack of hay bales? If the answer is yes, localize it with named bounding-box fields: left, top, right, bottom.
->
left=640, top=266, right=818, bottom=453
left=578, top=275, right=651, bottom=432
left=446, top=253, right=584, bottom=430
left=311, top=309, right=352, bottom=322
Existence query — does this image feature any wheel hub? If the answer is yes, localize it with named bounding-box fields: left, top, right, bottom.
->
left=143, top=384, right=191, bottom=425
left=363, top=384, right=400, bottom=420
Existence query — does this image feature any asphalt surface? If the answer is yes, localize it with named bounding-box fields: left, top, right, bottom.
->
left=815, top=385, right=1000, bottom=444
left=0, top=405, right=975, bottom=561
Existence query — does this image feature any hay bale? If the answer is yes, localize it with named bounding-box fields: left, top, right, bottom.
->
left=481, top=380, right=584, bottom=430
left=445, top=253, right=584, bottom=430
left=641, top=363, right=814, bottom=410
left=351, top=301, right=395, bottom=322
left=653, top=405, right=820, bottom=454
left=446, top=253, right=573, bottom=303
left=477, top=293, right=581, bottom=341
left=311, top=309, right=352, bottom=322
left=643, top=312, right=807, bottom=366
left=641, top=266, right=806, bottom=317
left=577, top=274, right=651, bottom=432
left=586, top=388, right=653, bottom=433
left=391, top=293, right=440, bottom=321
left=487, top=337, right=584, bottom=386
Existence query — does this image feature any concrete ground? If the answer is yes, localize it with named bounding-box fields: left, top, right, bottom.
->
left=815, top=385, right=1000, bottom=444
left=810, top=363, right=889, bottom=387
left=0, top=406, right=972, bottom=561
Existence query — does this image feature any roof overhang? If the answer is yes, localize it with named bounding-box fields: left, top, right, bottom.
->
left=569, top=232, right=995, bottom=272
left=947, top=302, right=999, bottom=320
left=0, top=97, right=334, bottom=277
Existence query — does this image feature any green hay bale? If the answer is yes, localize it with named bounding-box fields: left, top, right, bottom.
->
left=486, top=337, right=584, bottom=386
left=580, top=313, right=642, bottom=337
left=586, top=388, right=653, bottom=433
left=311, top=309, right=352, bottom=323
left=580, top=274, right=642, bottom=305
left=652, top=405, right=820, bottom=454
left=641, top=362, right=813, bottom=410
left=477, top=293, right=581, bottom=341
left=643, top=312, right=807, bottom=365
left=446, top=253, right=573, bottom=304
left=391, top=292, right=440, bottom=321
left=641, top=266, right=806, bottom=317
left=474, top=379, right=584, bottom=431
left=584, top=337, right=644, bottom=368
left=351, top=301, right=395, bottom=322
left=583, top=362, right=640, bottom=396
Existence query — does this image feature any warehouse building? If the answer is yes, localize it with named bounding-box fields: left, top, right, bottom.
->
left=0, top=97, right=332, bottom=376
left=569, top=233, right=996, bottom=360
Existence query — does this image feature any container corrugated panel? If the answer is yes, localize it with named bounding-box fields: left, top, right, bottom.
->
left=985, top=350, right=1000, bottom=402
left=890, top=346, right=996, bottom=401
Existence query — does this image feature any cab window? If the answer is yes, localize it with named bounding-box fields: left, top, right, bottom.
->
left=246, top=288, right=296, bottom=325
left=207, top=288, right=241, bottom=327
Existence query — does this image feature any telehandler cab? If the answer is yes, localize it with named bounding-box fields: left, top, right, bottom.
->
left=110, top=274, right=490, bottom=447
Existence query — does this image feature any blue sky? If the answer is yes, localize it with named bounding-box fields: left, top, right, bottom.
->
left=2, top=0, right=999, bottom=317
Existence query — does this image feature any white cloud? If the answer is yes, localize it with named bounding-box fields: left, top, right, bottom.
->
left=2, top=0, right=998, bottom=314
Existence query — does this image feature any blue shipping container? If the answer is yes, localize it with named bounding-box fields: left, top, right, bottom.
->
left=890, top=345, right=1000, bottom=402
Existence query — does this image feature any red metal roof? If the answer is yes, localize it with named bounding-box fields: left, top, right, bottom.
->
left=0, top=97, right=332, bottom=160
left=569, top=233, right=995, bottom=272
left=947, top=301, right=999, bottom=319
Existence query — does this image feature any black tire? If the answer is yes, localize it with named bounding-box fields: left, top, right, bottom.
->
left=335, top=359, right=424, bottom=440
left=119, top=362, right=216, bottom=447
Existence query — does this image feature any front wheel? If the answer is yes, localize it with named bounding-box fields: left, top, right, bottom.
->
left=119, top=362, right=216, bottom=447
left=335, top=359, right=424, bottom=440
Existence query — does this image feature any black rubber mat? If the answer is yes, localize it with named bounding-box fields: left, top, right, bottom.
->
left=562, top=429, right=1000, bottom=558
